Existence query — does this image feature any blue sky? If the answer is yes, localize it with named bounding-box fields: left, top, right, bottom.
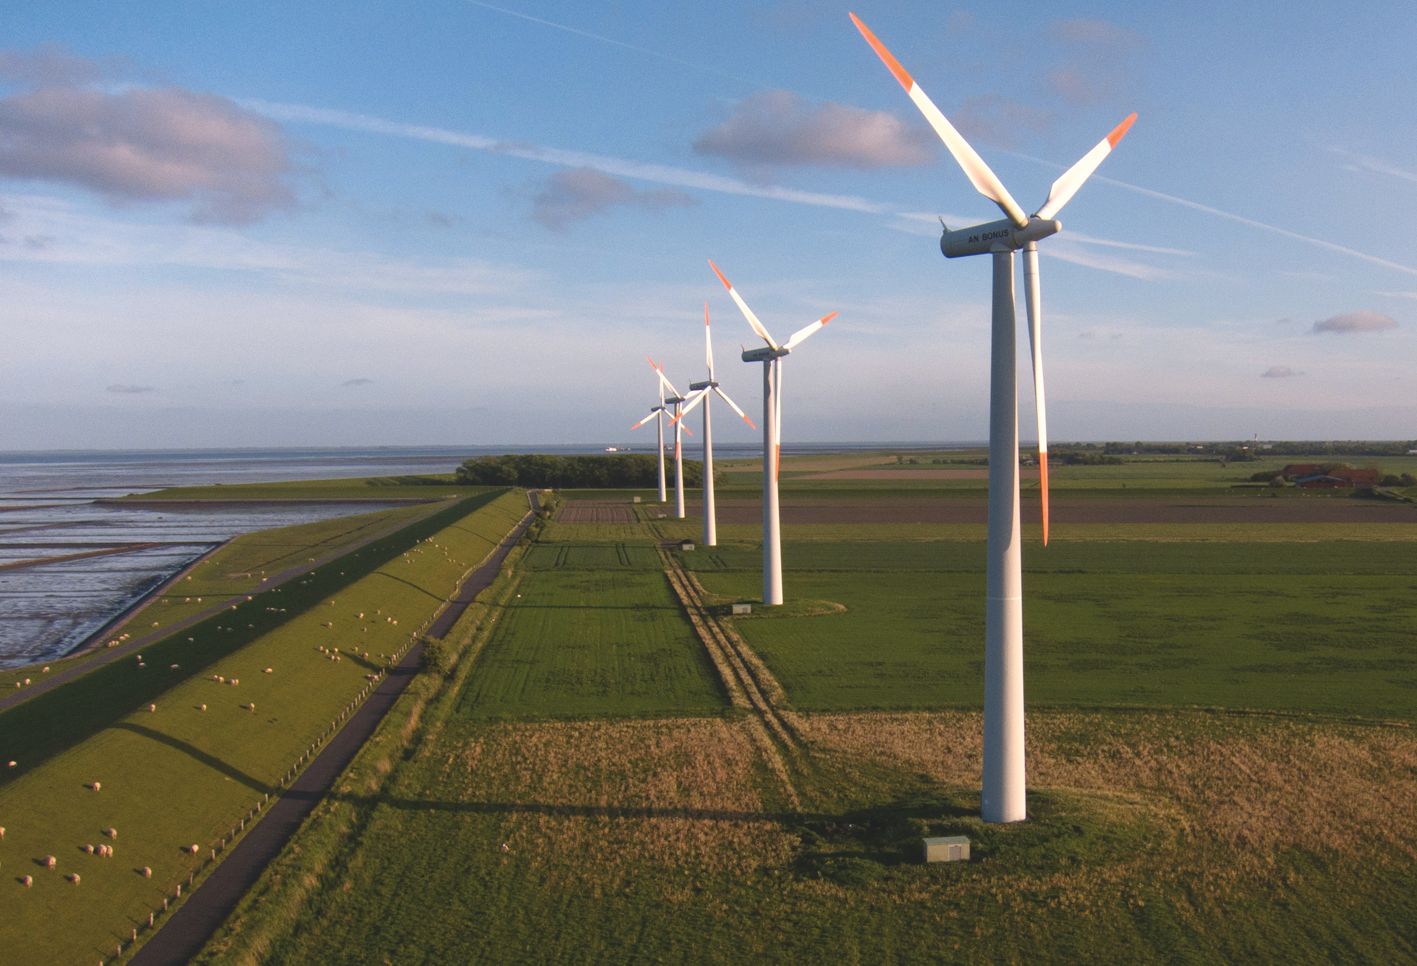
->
left=1, top=1, right=1414, bottom=449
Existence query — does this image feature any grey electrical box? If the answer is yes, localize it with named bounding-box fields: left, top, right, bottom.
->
left=731, top=603, right=752, bottom=615
left=922, top=836, right=970, bottom=863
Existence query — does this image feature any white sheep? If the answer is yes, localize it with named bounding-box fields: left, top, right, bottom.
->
left=69, top=873, right=80, bottom=884
left=147, top=704, right=157, bottom=713
left=21, top=874, right=32, bottom=888
left=90, top=781, right=101, bottom=791
left=229, top=678, right=239, bottom=686
left=44, top=855, right=56, bottom=869
left=142, top=866, right=152, bottom=879
left=105, top=827, right=117, bottom=839
left=0, top=825, right=6, bottom=838
left=84, top=844, right=94, bottom=854
left=187, top=843, right=200, bottom=855
left=263, top=667, right=273, bottom=674
left=199, top=704, right=207, bottom=712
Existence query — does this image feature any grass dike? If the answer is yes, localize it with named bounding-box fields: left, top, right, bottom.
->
left=0, top=487, right=529, bottom=964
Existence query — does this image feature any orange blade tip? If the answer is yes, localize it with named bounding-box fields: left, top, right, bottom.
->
left=821, top=311, right=839, bottom=325
left=849, top=12, right=914, bottom=91
left=1107, top=113, right=1137, bottom=148
left=707, top=259, right=731, bottom=290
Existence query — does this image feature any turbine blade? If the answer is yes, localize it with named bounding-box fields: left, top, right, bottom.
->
left=674, top=388, right=708, bottom=422
left=704, top=302, right=715, bottom=380
left=1036, top=113, right=1137, bottom=220
left=646, top=355, right=681, bottom=398
left=1023, top=244, right=1050, bottom=546
left=714, top=386, right=756, bottom=429
left=849, top=12, right=1028, bottom=228
left=630, top=409, right=659, bottom=431
left=783, top=311, right=838, bottom=351
left=708, top=259, right=779, bottom=350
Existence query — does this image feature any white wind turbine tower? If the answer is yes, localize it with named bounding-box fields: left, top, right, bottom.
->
left=628, top=368, right=670, bottom=503
left=709, top=259, right=836, bottom=606
left=673, top=303, right=757, bottom=547
left=852, top=12, right=1136, bottom=823
left=648, top=358, right=692, bottom=519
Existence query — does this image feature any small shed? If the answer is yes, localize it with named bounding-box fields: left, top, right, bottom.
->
left=632, top=496, right=642, bottom=504
left=731, top=603, right=752, bottom=616
left=922, top=835, right=970, bottom=863
left=679, top=540, right=696, bottom=552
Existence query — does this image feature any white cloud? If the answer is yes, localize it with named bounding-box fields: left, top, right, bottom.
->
left=532, top=168, right=694, bottom=229
left=694, top=90, right=934, bottom=169
left=1311, top=310, right=1398, bottom=334
left=0, top=49, right=297, bottom=223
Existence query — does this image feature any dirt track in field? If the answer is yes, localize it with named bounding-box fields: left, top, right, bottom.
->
left=709, top=496, right=1417, bottom=526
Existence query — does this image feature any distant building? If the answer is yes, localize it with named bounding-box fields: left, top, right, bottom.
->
left=1280, top=464, right=1380, bottom=488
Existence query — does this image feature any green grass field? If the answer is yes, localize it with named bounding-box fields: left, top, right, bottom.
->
left=456, top=535, right=726, bottom=720
left=193, top=456, right=1417, bottom=964
left=0, top=488, right=529, bottom=964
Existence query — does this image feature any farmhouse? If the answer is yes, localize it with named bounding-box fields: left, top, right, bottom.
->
left=1280, top=464, right=1380, bottom=488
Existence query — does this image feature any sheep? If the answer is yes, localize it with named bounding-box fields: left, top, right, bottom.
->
left=89, top=781, right=101, bottom=791
left=142, top=866, right=152, bottom=879
left=21, top=874, right=32, bottom=888
left=199, top=703, right=207, bottom=712
left=84, top=844, right=94, bottom=854
left=147, top=704, right=157, bottom=713
left=105, top=827, right=117, bottom=840
left=68, top=873, right=80, bottom=884
left=263, top=667, right=273, bottom=674
left=229, top=678, right=239, bottom=687
left=0, top=825, right=5, bottom=838
left=246, top=702, right=256, bottom=712
left=22, top=678, right=30, bottom=686
left=44, top=855, right=56, bottom=869
left=137, top=663, right=145, bottom=669
left=187, top=843, right=200, bottom=855
left=169, top=663, right=180, bottom=670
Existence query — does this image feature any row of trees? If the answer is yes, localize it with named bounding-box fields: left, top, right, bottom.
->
left=1102, top=440, right=1417, bottom=458
left=455, top=453, right=704, bottom=488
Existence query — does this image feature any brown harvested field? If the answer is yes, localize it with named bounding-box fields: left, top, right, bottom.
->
left=557, top=501, right=637, bottom=524
left=711, top=496, right=1417, bottom=525
left=802, top=710, right=1417, bottom=870
left=439, top=717, right=795, bottom=884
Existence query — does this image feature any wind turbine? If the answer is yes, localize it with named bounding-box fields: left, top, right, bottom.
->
left=851, top=12, right=1136, bottom=824
left=672, top=303, right=756, bottom=547
left=709, top=259, right=836, bottom=605
left=647, top=358, right=692, bottom=519
left=629, top=367, right=670, bottom=504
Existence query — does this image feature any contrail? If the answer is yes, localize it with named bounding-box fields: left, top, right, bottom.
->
left=461, top=5, right=1417, bottom=279
left=243, top=100, right=1186, bottom=280
left=463, top=1, right=759, bottom=87
left=1094, top=174, right=1417, bottom=278
left=244, top=98, right=895, bottom=216
left=1000, top=148, right=1417, bottom=278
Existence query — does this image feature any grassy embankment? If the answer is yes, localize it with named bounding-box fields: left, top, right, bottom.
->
left=112, top=473, right=462, bottom=503
left=0, top=500, right=447, bottom=693
left=0, top=487, right=528, bottom=964
left=194, top=455, right=1416, bottom=962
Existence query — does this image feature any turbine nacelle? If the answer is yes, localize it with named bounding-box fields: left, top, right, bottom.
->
left=741, top=346, right=789, bottom=363
left=940, top=216, right=1061, bottom=259
left=688, top=379, right=718, bottom=391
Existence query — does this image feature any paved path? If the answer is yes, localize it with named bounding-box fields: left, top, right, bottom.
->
left=131, top=494, right=536, bottom=965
